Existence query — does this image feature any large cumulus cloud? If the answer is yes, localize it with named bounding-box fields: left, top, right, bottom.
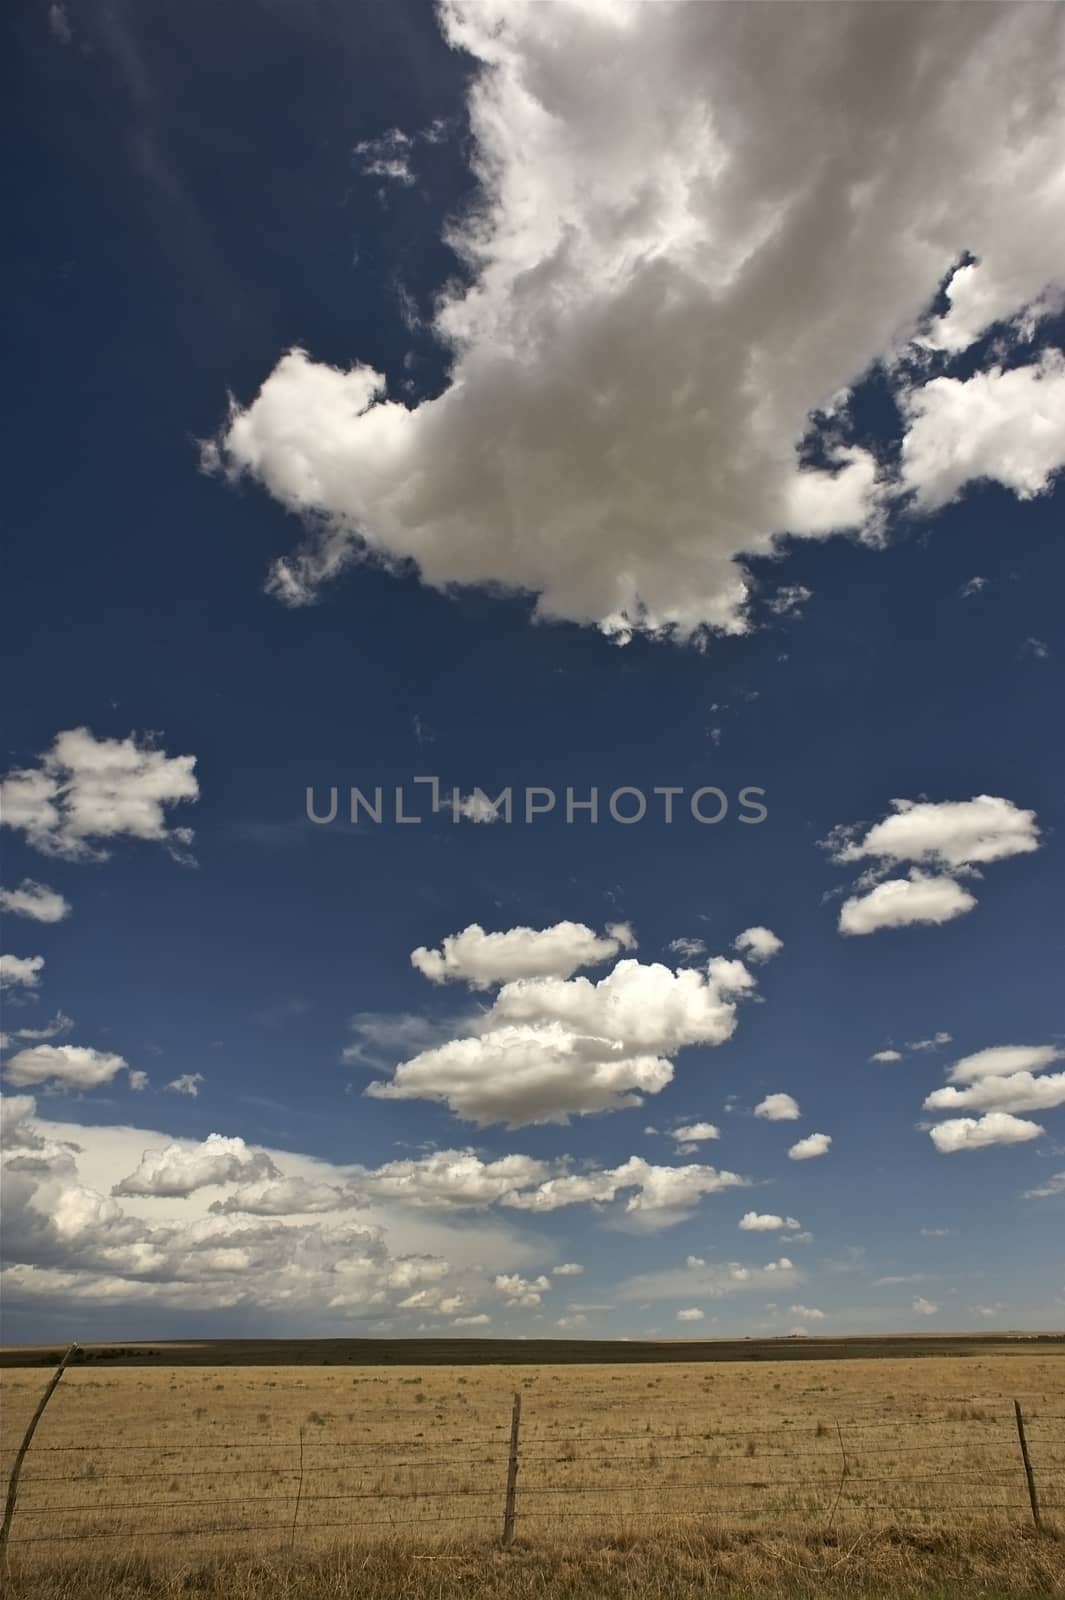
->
left=210, top=1, right=1065, bottom=642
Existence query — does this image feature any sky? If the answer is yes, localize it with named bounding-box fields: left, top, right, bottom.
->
left=1, top=0, right=1064, bottom=1346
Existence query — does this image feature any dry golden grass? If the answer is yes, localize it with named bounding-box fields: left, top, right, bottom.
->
left=2, top=1346, right=1063, bottom=1595
left=4, top=1527, right=1065, bottom=1600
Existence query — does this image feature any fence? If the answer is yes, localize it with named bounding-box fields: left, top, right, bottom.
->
left=1, top=1354, right=1062, bottom=1558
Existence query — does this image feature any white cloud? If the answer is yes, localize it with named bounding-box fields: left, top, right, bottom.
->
left=912, top=1296, right=939, bottom=1316
left=928, top=1112, right=1044, bottom=1153
left=789, top=1304, right=825, bottom=1321
left=839, top=871, right=977, bottom=935
left=754, top=1093, right=800, bottom=1122
left=489, top=957, right=753, bottom=1053
left=870, top=1049, right=903, bottom=1063
left=4, top=1044, right=139, bottom=1093
left=830, top=795, right=1041, bottom=872
left=0, top=728, right=199, bottom=863
left=767, top=585, right=812, bottom=618
left=410, top=920, right=633, bottom=988
left=668, top=937, right=707, bottom=963
left=959, top=576, right=988, bottom=598
left=0, top=881, right=71, bottom=924
left=925, top=1072, right=1065, bottom=1117
left=553, top=1262, right=583, bottom=1276
left=457, top=790, right=505, bottom=823
left=209, top=4, right=1065, bottom=643
left=367, top=1020, right=675, bottom=1127
left=208, top=1178, right=359, bottom=1216
left=112, top=1134, right=282, bottom=1197
left=370, top=942, right=760, bottom=1126
left=671, top=1121, right=720, bottom=1147
left=788, top=1132, right=831, bottom=1161
left=944, top=1045, right=1064, bottom=1083
left=0, top=955, right=45, bottom=991
left=0, top=1106, right=538, bottom=1327
left=353, top=1149, right=553, bottom=1210
left=494, top=1272, right=552, bottom=1308
left=900, top=352, right=1065, bottom=512
left=453, top=1313, right=491, bottom=1327
left=3, top=1012, right=74, bottom=1046
left=0, top=1093, right=80, bottom=1179
left=907, top=1032, right=953, bottom=1053
left=830, top=796, right=1040, bottom=936
left=676, top=1307, right=704, bottom=1323
left=740, top=1212, right=801, bottom=1233
left=1022, top=1172, right=1065, bottom=1199
left=165, top=1074, right=205, bottom=1098
left=353, top=128, right=416, bottom=188
left=503, top=1155, right=749, bottom=1228
left=556, top=1312, right=589, bottom=1330
left=732, top=926, right=783, bottom=964
left=924, top=1045, right=1065, bottom=1120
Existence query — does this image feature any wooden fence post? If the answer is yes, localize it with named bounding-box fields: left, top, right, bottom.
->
left=827, top=1419, right=848, bottom=1527
left=289, top=1426, right=305, bottom=1548
left=502, top=1391, right=522, bottom=1548
left=0, top=1343, right=80, bottom=1558
left=1013, top=1400, right=1043, bottom=1532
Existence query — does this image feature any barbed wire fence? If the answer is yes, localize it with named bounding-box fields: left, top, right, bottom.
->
left=1, top=1354, right=1062, bottom=1558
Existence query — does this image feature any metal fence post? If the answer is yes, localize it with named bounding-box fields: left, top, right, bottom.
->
left=502, top=1391, right=522, bottom=1548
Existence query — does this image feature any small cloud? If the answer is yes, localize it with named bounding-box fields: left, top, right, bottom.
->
left=767, top=584, right=812, bottom=617
left=0, top=880, right=71, bottom=924
left=788, top=1132, right=831, bottom=1161
left=671, top=1121, right=720, bottom=1148
left=870, top=1048, right=903, bottom=1063
left=740, top=1212, right=801, bottom=1232
left=676, top=1307, right=705, bottom=1323
left=929, top=1112, right=1043, bottom=1153
left=353, top=128, right=416, bottom=187
left=907, top=1032, right=952, bottom=1052
left=48, top=4, right=72, bottom=46
left=733, top=926, right=783, bottom=964
left=754, top=1093, right=800, bottom=1122
left=165, top=1073, right=205, bottom=1098
left=458, top=790, right=504, bottom=823
left=1022, top=1170, right=1065, bottom=1199
left=958, top=576, right=988, bottom=598
left=0, top=955, right=45, bottom=992
left=919, top=1227, right=954, bottom=1237
left=669, top=936, right=707, bottom=963
left=1020, top=636, right=1050, bottom=661
left=4, top=1010, right=74, bottom=1044
left=552, top=1262, right=584, bottom=1277
left=912, top=1296, right=939, bottom=1316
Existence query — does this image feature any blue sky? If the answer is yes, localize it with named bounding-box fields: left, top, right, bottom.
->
left=1, top=0, right=1063, bottom=1344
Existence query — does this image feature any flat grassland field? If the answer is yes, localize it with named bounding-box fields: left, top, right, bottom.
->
left=1, top=1337, right=1063, bottom=1571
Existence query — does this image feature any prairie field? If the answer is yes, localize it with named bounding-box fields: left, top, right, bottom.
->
left=2, top=1340, right=1063, bottom=1597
